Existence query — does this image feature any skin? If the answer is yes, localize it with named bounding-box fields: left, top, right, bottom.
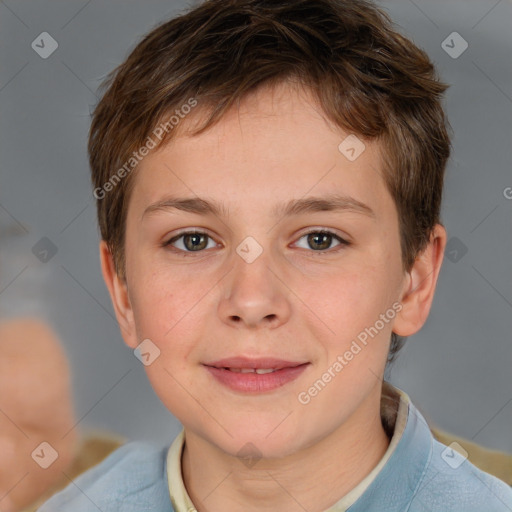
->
left=100, top=81, right=446, bottom=512
left=0, top=318, right=77, bottom=512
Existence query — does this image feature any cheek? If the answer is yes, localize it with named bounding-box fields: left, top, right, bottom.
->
left=297, top=261, right=392, bottom=337
left=130, top=266, right=185, bottom=338
left=129, top=265, right=209, bottom=351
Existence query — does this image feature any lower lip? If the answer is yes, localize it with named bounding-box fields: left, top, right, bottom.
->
left=204, top=364, right=310, bottom=393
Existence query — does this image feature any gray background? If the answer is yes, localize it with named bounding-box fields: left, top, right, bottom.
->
left=0, top=0, right=511, bottom=452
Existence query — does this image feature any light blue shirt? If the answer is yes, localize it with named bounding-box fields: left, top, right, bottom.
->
left=38, top=387, right=512, bottom=511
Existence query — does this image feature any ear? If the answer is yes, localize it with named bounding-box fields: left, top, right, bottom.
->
left=99, top=240, right=138, bottom=349
left=393, top=224, right=447, bottom=337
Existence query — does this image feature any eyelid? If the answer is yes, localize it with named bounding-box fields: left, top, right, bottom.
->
left=295, top=226, right=350, bottom=241
left=166, top=228, right=216, bottom=240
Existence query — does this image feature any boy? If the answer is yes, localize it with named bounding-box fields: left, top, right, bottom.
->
left=40, top=0, right=512, bottom=510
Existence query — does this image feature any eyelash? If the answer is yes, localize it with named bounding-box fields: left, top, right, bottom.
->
left=162, top=229, right=350, bottom=256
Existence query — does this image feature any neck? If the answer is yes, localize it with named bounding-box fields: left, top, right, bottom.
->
left=182, top=386, right=391, bottom=512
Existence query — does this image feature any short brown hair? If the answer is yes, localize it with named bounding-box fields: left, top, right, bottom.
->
left=88, top=0, right=451, bottom=362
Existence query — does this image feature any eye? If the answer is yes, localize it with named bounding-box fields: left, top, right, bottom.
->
left=163, top=228, right=349, bottom=255
left=294, top=229, right=349, bottom=253
left=163, top=230, right=217, bottom=253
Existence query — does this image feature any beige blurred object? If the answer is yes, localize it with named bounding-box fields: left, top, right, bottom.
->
left=430, top=426, right=512, bottom=486
left=23, top=433, right=125, bottom=512
left=383, top=381, right=512, bottom=485
left=0, top=317, right=78, bottom=512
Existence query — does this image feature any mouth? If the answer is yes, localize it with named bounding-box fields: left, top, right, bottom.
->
left=203, top=357, right=310, bottom=393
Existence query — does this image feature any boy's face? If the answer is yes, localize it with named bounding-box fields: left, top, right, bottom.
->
left=109, top=82, right=412, bottom=458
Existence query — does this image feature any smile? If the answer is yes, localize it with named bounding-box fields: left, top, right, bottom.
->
left=203, top=362, right=310, bottom=393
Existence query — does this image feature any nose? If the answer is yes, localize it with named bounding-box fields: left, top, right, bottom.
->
left=217, top=246, right=291, bottom=330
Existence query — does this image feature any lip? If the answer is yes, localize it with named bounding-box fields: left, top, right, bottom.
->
left=205, top=356, right=308, bottom=370
left=203, top=357, right=310, bottom=393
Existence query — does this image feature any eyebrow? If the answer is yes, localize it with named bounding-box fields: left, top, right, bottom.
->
left=142, top=194, right=376, bottom=220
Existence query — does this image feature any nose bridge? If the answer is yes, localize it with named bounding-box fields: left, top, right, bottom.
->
left=218, top=238, right=290, bottom=328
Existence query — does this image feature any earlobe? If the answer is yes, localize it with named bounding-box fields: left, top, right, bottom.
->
left=99, top=241, right=138, bottom=348
left=393, top=224, right=447, bottom=337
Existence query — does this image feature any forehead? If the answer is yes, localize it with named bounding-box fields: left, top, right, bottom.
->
left=128, top=82, right=393, bottom=221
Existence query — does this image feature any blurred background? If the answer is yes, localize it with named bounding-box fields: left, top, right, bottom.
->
left=0, top=0, right=511, bottom=454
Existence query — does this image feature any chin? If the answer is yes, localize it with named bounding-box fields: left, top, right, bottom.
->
left=213, top=421, right=308, bottom=461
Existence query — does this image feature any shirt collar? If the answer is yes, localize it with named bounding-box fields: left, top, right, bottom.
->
left=167, top=383, right=412, bottom=512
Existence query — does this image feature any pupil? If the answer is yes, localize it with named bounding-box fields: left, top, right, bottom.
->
left=186, top=234, right=206, bottom=251
left=309, top=233, right=330, bottom=250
